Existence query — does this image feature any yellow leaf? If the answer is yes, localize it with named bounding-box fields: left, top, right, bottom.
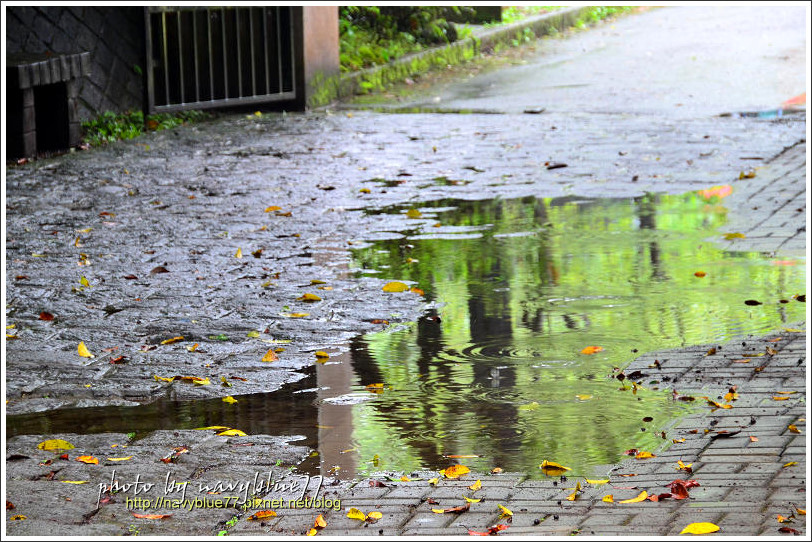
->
left=580, top=346, right=603, bottom=354
left=37, top=439, right=75, bottom=452
left=359, top=188, right=371, bottom=194
left=519, top=401, right=540, bottom=411
left=192, top=377, right=210, bottom=386
left=783, top=328, right=804, bottom=333
left=428, top=477, right=439, bottom=486
left=161, top=336, right=184, bottom=345
left=400, top=475, right=411, bottom=482
left=724, top=391, right=739, bottom=402
left=265, top=206, right=282, bottom=212
left=442, top=464, right=470, bottom=479
left=60, top=481, right=88, bottom=484
left=307, top=529, right=318, bottom=536
left=635, top=451, right=656, bottom=459
left=347, top=508, right=366, bottom=521
left=298, top=293, right=322, bottom=302
left=222, top=396, right=238, bottom=404
left=602, top=494, right=614, bottom=503
left=618, top=491, right=648, bottom=503
left=315, top=514, right=327, bottom=528
left=76, top=455, right=99, bottom=465
left=679, top=522, right=720, bottom=535
left=498, top=504, right=513, bottom=517
left=539, top=460, right=572, bottom=475
left=382, top=281, right=409, bottom=293
left=217, top=429, right=247, bottom=437
left=248, top=510, right=277, bottom=520
left=772, top=396, right=791, bottom=401
left=80, top=276, right=90, bottom=287
left=468, top=479, right=481, bottom=491
left=262, top=349, right=279, bottom=362
left=406, top=208, right=422, bottom=218
left=154, top=375, right=175, bottom=382
left=235, top=248, right=242, bottom=259
left=366, top=511, right=383, bottom=520
left=9, top=515, right=27, bottom=521
left=280, top=312, right=309, bottom=318
left=186, top=343, right=199, bottom=352
left=788, top=424, right=801, bottom=433
left=677, top=460, right=693, bottom=471
left=795, top=508, right=806, bottom=515
left=106, top=456, right=133, bottom=462
left=77, top=341, right=95, bottom=358
left=782, top=462, right=798, bottom=468
left=431, top=508, right=446, bottom=514
left=723, top=232, right=746, bottom=240
left=575, top=394, right=593, bottom=401
left=464, top=496, right=481, bottom=503
left=315, top=351, right=330, bottom=360
left=585, top=479, right=609, bottom=485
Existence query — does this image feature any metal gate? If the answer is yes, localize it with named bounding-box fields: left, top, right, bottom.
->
left=145, top=6, right=297, bottom=113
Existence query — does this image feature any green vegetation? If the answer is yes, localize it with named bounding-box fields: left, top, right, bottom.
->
left=81, top=110, right=210, bottom=148
left=574, top=5, right=637, bottom=27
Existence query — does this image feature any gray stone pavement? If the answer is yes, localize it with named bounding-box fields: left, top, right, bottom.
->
left=4, top=107, right=807, bottom=537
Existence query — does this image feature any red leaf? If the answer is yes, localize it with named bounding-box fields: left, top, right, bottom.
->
left=368, top=480, right=388, bottom=488
left=39, top=311, right=55, bottom=321
left=778, top=526, right=800, bottom=534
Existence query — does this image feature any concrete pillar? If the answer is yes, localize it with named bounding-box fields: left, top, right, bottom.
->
left=293, top=6, right=340, bottom=109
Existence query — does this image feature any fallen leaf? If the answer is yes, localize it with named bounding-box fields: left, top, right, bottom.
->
left=744, top=299, right=762, bottom=306
left=586, top=479, right=609, bottom=485
left=772, top=396, right=791, bottom=401
left=778, top=527, right=800, bottom=535
left=9, top=515, right=27, bottom=521
left=468, top=479, right=482, bottom=491
left=539, top=460, right=572, bottom=476
left=694, top=271, right=707, bottom=277
left=306, top=528, right=317, bottom=536
left=432, top=504, right=470, bottom=514
left=442, top=465, right=470, bottom=479
left=723, top=232, right=746, bottom=240
left=406, top=209, right=422, bottom=218
left=132, top=513, right=172, bottom=519
left=679, top=523, right=719, bottom=534
left=76, top=455, right=99, bottom=465
left=580, top=346, right=603, bottom=354
left=217, top=429, right=247, bottom=437
left=235, top=248, right=243, bottom=259
left=248, top=510, right=277, bottom=520
left=78, top=341, right=95, bottom=358
left=264, top=206, right=282, bottom=212
left=519, top=401, right=540, bottom=411
left=776, top=514, right=794, bottom=523
left=468, top=524, right=509, bottom=536
left=788, top=425, right=801, bottom=433
left=60, top=481, right=88, bottom=484
left=497, top=504, right=513, bottom=518
left=618, top=491, right=648, bottom=503
left=315, top=514, right=327, bottom=528
left=635, top=451, right=656, bottom=459
left=491, top=467, right=503, bottom=474
left=297, top=293, right=321, bottom=302
left=382, top=281, right=409, bottom=293
left=464, top=496, right=481, bottom=503
left=602, top=494, right=614, bottom=503
left=782, top=462, right=797, bottom=468
left=106, top=456, right=133, bottom=462
left=150, top=266, right=170, bottom=274
left=566, top=481, right=582, bottom=501
left=39, top=311, right=55, bottom=321
left=37, top=439, right=75, bottom=452
left=222, top=396, right=238, bottom=404
left=161, top=336, right=184, bottom=345
left=262, top=350, right=279, bottom=362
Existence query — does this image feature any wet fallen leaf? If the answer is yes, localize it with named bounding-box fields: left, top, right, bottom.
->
left=76, top=455, right=99, bottom=465
left=38, top=439, right=75, bottom=452
left=410, top=287, right=425, bottom=295
left=261, top=349, right=279, bottom=362
left=39, top=311, right=55, bottom=321
left=464, top=496, right=481, bottom=503
left=264, top=206, right=282, bottom=212
left=222, top=396, right=238, bottom=404
left=618, top=491, right=648, bottom=503
left=9, top=515, right=27, bottom=521
left=723, top=232, right=746, bottom=240
left=150, top=266, right=170, bottom=274
left=315, top=514, right=327, bottom=528
left=739, top=169, right=756, bottom=179
left=580, top=346, right=603, bottom=354
left=788, top=424, right=801, bottom=433
left=248, top=510, right=277, bottom=520
left=469, top=479, right=482, bottom=491
left=586, top=479, right=609, bottom=485
left=776, top=514, right=794, bottom=523
left=693, top=271, right=707, bottom=277
left=575, top=394, right=593, bottom=401
left=676, top=460, right=693, bottom=473
left=744, top=299, right=762, bottom=306
left=161, top=336, right=184, bottom=345
left=539, top=460, right=572, bottom=476
left=428, top=478, right=439, bottom=486
left=778, top=527, right=800, bottom=535
left=468, top=524, right=509, bottom=536
left=441, top=465, right=470, bottom=479
left=635, top=451, right=656, bottom=459
left=315, top=351, right=330, bottom=361
left=782, top=462, right=797, bottom=468
left=432, top=504, right=470, bottom=514
left=602, top=495, right=614, bottom=503
left=106, top=456, right=133, bottom=462
left=60, top=481, right=88, bottom=484
left=77, top=341, right=95, bottom=358
left=368, top=480, right=388, bottom=487
left=566, top=481, right=582, bottom=501
left=497, top=504, right=513, bottom=518
left=382, top=281, right=409, bottom=293
left=366, top=383, right=385, bottom=393
left=400, top=475, right=411, bottom=482
left=406, top=209, right=422, bottom=218
left=491, top=467, right=503, bottom=474
left=281, top=312, right=309, bottom=318
left=217, top=429, right=247, bottom=437
left=297, top=293, right=321, bottom=302
left=132, top=513, right=172, bottom=519
left=234, top=248, right=242, bottom=259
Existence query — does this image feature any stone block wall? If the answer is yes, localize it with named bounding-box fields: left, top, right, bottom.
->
left=6, top=6, right=144, bottom=120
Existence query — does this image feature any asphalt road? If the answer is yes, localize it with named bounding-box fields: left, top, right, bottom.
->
left=408, top=5, right=807, bottom=117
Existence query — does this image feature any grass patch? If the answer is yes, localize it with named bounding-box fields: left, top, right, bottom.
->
left=81, top=110, right=210, bottom=147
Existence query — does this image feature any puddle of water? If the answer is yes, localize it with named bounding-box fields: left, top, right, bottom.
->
left=6, top=192, right=805, bottom=482
left=337, top=192, right=805, bottom=478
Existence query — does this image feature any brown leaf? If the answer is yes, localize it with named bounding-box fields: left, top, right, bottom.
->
left=432, top=503, right=470, bottom=514
left=39, top=311, right=55, bottom=321
left=778, top=527, right=800, bottom=535
left=150, top=266, right=170, bottom=274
